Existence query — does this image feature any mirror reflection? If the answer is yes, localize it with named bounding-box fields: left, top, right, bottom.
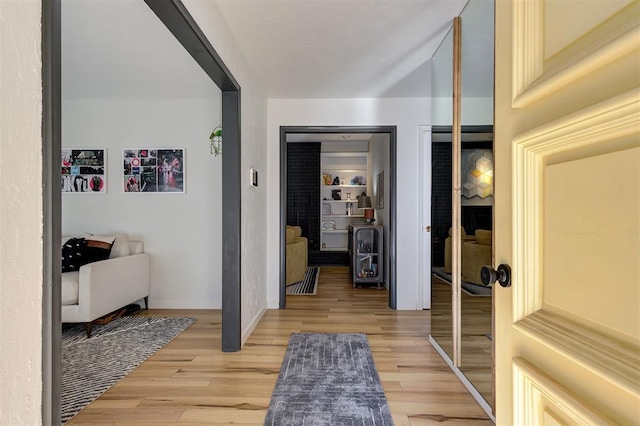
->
left=429, top=0, right=495, bottom=411
left=459, top=0, right=494, bottom=407
left=430, top=24, right=454, bottom=360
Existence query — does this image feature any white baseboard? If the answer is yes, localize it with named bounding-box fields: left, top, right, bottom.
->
left=429, top=335, right=496, bottom=423
left=149, top=299, right=219, bottom=309
left=241, top=306, right=267, bottom=346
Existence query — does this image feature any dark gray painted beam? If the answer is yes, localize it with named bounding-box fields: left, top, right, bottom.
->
left=42, top=0, right=62, bottom=424
left=222, top=90, right=241, bottom=351
left=279, top=127, right=288, bottom=308
left=144, top=0, right=239, bottom=91
left=143, top=0, right=242, bottom=352
left=387, top=127, right=397, bottom=309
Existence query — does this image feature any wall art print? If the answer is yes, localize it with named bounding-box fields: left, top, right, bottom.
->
left=62, top=149, right=106, bottom=193
left=461, top=149, right=493, bottom=206
left=376, top=171, right=384, bottom=209
left=123, top=148, right=185, bottom=193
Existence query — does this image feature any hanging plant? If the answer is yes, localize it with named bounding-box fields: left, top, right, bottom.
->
left=209, top=126, right=222, bottom=156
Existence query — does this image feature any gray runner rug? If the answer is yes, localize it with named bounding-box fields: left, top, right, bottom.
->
left=61, top=316, right=195, bottom=424
left=264, top=333, right=393, bottom=425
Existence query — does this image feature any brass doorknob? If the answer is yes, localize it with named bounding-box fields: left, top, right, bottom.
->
left=425, top=226, right=431, bottom=232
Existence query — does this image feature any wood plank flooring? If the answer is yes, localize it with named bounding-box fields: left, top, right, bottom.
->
left=66, top=266, right=493, bottom=425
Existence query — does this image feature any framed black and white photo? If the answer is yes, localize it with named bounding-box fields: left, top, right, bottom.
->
left=61, top=149, right=106, bottom=193
left=376, top=171, right=384, bottom=209
left=123, top=148, right=185, bottom=193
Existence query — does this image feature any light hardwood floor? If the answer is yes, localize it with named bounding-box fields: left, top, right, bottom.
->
left=67, top=266, right=493, bottom=425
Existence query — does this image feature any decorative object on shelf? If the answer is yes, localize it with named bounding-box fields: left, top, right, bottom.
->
left=322, top=221, right=336, bottom=230
left=209, top=126, right=222, bottom=156
left=350, top=175, right=367, bottom=185
left=346, top=202, right=353, bottom=215
left=364, top=208, right=375, bottom=223
left=331, top=189, right=342, bottom=200
left=358, top=195, right=374, bottom=223
left=346, top=192, right=352, bottom=200
left=323, top=174, right=333, bottom=185
left=322, top=203, right=331, bottom=215
left=332, top=176, right=340, bottom=185
left=340, top=179, right=346, bottom=185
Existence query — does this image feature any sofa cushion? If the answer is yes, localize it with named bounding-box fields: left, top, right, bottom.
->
left=448, top=226, right=467, bottom=237
left=286, top=227, right=296, bottom=243
left=109, top=234, right=131, bottom=258
left=128, top=241, right=144, bottom=255
left=61, top=237, right=86, bottom=273
left=475, top=229, right=492, bottom=246
left=61, top=271, right=80, bottom=305
left=82, top=233, right=115, bottom=265
left=286, top=225, right=305, bottom=244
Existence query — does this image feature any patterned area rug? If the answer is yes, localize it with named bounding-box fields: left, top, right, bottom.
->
left=264, top=333, right=393, bottom=425
left=61, top=316, right=195, bottom=424
left=286, top=266, right=319, bottom=295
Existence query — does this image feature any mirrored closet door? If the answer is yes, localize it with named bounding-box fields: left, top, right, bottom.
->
left=430, top=24, right=454, bottom=362
left=430, top=0, right=495, bottom=416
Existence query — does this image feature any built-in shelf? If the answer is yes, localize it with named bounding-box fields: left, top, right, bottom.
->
left=321, top=152, right=369, bottom=252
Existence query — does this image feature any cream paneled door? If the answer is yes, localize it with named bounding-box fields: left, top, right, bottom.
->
left=493, top=0, right=639, bottom=424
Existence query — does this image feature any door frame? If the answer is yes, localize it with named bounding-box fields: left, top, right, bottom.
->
left=279, top=126, right=397, bottom=309
left=419, top=125, right=432, bottom=309
left=42, top=0, right=243, bottom=423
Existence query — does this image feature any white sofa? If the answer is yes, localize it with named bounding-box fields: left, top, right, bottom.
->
left=61, top=235, right=150, bottom=337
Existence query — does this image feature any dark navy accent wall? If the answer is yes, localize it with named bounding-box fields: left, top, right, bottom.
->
left=286, top=143, right=349, bottom=266
left=287, top=142, right=320, bottom=251
left=431, top=142, right=452, bottom=268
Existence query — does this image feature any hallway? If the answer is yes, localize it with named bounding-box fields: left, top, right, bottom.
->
left=67, top=267, right=492, bottom=425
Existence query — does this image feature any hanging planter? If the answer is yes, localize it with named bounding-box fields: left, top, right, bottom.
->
left=209, top=126, right=222, bottom=156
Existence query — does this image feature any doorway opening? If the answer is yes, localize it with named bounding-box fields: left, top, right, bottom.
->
left=43, top=0, right=242, bottom=423
left=279, top=126, right=397, bottom=309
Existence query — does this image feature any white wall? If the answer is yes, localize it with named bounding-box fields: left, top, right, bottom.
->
left=267, top=98, right=430, bottom=309
left=182, top=1, right=269, bottom=341
left=62, top=98, right=222, bottom=308
left=432, top=97, right=494, bottom=125
left=369, top=133, right=391, bottom=288
left=0, top=0, right=43, bottom=423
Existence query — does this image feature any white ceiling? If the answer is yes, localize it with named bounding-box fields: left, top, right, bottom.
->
left=62, top=0, right=219, bottom=99
left=214, top=0, right=469, bottom=98
left=61, top=0, right=493, bottom=101
left=431, top=0, right=494, bottom=99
